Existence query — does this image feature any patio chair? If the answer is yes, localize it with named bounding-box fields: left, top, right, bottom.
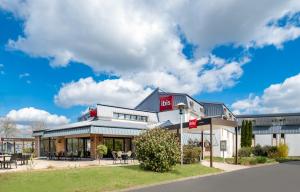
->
left=2, top=156, right=12, bottom=169
left=130, top=152, right=136, bottom=163
left=0, top=156, right=4, bottom=168
left=111, top=151, right=117, bottom=164
left=9, top=154, right=18, bottom=168
left=117, top=151, right=123, bottom=163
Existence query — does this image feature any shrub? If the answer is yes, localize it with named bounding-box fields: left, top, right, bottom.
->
left=240, top=157, right=257, bottom=165
left=96, top=144, right=108, bottom=159
left=134, top=128, right=180, bottom=172
left=183, top=145, right=201, bottom=164
left=256, top=156, right=267, bottom=164
left=277, top=143, right=289, bottom=158
left=267, top=146, right=279, bottom=158
left=238, top=147, right=253, bottom=157
left=253, top=144, right=265, bottom=156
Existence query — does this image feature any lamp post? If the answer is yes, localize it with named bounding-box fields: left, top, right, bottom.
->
left=177, top=102, right=186, bottom=166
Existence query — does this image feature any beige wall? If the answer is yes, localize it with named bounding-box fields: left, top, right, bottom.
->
left=34, top=136, right=40, bottom=157
left=55, top=137, right=65, bottom=153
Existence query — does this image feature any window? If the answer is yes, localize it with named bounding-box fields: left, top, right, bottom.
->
left=113, top=112, right=148, bottom=122
left=130, top=115, right=137, bottom=120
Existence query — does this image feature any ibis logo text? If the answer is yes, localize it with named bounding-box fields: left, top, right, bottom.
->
left=159, top=96, right=174, bottom=112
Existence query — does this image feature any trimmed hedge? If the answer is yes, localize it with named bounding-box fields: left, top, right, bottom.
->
left=134, top=128, right=180, bottom=172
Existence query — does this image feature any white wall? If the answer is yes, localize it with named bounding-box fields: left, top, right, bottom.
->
left=285, top=134, right=300, bottom=156
left=97, top=105, right=158, bottom=123
left=255, top=134, right=272, bottom=146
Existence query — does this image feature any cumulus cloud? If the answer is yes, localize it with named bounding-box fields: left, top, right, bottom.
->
left=6, top=107, right=70, bottom=125
left=54, top=77, right=153, bottom=108
left=1, top=0, right=300, bottom=107
left=232, top=74, right=300, bottom=114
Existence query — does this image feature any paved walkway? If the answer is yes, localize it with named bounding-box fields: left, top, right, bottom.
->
left=0, top=159, right=138, bottom=173
left=201, top=160, right=248, bottom=172
left=130, top=161, right=300, bottom=192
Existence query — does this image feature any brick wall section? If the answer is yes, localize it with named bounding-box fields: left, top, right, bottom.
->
left=90, top=134, right=103, bottom=159
left=55, top=137, right=65, bottom=153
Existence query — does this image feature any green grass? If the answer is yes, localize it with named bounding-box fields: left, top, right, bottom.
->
left=0, top=164, right=220, bottom=192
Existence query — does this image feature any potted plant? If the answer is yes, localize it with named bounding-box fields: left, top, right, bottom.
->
left=96, top=144, right=108, bottom=163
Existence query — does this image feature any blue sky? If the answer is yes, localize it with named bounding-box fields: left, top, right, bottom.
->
left=1, top=1, right=300, bottom=127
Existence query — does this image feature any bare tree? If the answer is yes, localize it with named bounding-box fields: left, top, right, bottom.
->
left=0, top=117, right=17, bottom=138
left=31, top=121, right=47, bottom=131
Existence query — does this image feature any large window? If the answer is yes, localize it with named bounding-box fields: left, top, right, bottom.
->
left=66, top=138, right=90, bottom=157
left=40, top=138, right=55, bottom=157
left=113, top=113, right=148, bottom=122
left=103, top=137, right=132, bottom=158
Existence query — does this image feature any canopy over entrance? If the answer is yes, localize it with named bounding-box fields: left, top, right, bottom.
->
left=165, top=117, right=238, bottom=167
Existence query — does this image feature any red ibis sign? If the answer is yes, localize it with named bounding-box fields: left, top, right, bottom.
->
left=189, top=119, right=198, bottom=129
left=159, top=95, right=174, bottom=111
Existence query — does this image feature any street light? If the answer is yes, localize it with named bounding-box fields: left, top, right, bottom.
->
left=177, top=102, right=186, bottom=166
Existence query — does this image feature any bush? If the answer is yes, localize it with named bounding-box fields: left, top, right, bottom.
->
left=96, top=144, right=108, bottom=159
left=277, top=143, right=289, bottom=158
left=267, top=146, right=279, bottom=158
left=238, top=147, right=253, bottom=157
left=240, top=157, right=257, bottom=165
left=134, top=128, right=180, bottom=172
left=256, top=156, right=267, bottom=164
left=253, top=145, right=265, bottom=156
left=183, top=145, right=201, bottom=164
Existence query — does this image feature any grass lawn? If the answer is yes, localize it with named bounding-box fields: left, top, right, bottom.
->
left=0, top=164, right=220, bottom=192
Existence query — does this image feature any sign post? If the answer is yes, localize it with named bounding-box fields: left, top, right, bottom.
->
left=220, top=140, right=227, bottom=163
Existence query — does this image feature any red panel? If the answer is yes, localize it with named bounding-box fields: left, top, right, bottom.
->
left=89, top=109, right=97, bottom=117
left=159, top=96, right=174, bottom=111
left=189, top=118, right=198, bottom=129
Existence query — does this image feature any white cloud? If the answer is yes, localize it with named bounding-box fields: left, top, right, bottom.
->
left=6, top=107, right=70, bottom=125
left=232, top=74, right=300, bottom=114
left=19, top=72, right=30, bottom=79
left=1, top=0, right=300, bottom=106
left=54, top=77, right=153, bottom=108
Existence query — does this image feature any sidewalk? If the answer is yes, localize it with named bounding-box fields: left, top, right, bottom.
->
left=201, top=160, right=248, bottom=172
left=0, top=159, right=138, bottom=173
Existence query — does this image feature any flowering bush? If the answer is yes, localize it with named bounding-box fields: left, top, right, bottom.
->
left=277, top=144, right=289, bottom=158
left=134, top=128, right=180, bottom=172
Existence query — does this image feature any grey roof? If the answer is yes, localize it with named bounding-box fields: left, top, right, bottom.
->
left=42, top=119, right=149, bottom=132
left=237, top=112, right=300, bottom=118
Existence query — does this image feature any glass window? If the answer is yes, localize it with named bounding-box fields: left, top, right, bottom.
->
left=113, top=113, right=119, bottom=119
left=118, top=113, right=125, bottom=119
left=130, top=115, right=137, bottom=121
left=114, top=139, right=124, bottom=151
left=125, top=114, right=130, bottom=120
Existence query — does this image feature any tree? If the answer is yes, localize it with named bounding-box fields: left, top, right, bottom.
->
left=241, top=120, right=246, bottom=147
left=0, top=118, right=18, bottom=153
left=31, top=121, right=47, bottom=131
left=96, top=144, right=108, bottom=163
left=134, top=128, right=180, bottom=172
left=248, top=121, right=253, bottom=147
left=0, top=117, right=17, bottom=138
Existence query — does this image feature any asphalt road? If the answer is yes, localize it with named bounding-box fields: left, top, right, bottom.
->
left=130, top=161, right=300, bottom=192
